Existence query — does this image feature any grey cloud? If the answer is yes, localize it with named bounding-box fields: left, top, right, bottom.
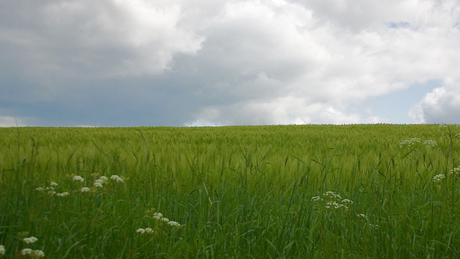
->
left=1, top=0, right=460, bottom=126
left=0, top=0, right=204, bottom=80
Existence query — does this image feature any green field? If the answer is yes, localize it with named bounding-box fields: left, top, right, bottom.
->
left=1, top=124, right=460, bottom=258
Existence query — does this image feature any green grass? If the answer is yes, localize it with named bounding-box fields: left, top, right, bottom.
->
left=1, top=124, right=460, bottom=258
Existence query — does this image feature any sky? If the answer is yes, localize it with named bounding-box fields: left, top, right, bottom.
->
left=1, top=0, right=460, bottom=127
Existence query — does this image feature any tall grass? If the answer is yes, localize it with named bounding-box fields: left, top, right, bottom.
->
left=0, top=124, right=459, bottom=258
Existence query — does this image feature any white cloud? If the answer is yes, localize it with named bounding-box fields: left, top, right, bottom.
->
left=186, top=0, right=460, bottom=125
left=187, top=95, right=390, bottom=126
left=0, top=117, right=22, bottom=127
left=410, top=78, right=460, bottom=123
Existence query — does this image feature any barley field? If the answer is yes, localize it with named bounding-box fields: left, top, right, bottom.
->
left=1, top=124, right=460, bottom=258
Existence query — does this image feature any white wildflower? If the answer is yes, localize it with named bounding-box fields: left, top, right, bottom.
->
left=33, top=250, right=45, bottom=257
left=167, top=221, right=181, bottom=227
left=73, top=175, right=84, bottom=183
left=80, top=187, right=91, bottom=193
left=47, top=191, right=56, bottom=196
left=324, top=191, right=341, bottom=200
left=110, top=175, right=124, bottom=183
left=35, top=187, right=44, bottom=191
left=153, top=212, right=163, bottom=220
left=0, top=245, right=5, bottom=255
left=357, top=214, right=368, bottom=220
left=136, top=228, right=146, bottom=234
left=99, top=176, right=109, bottom=182
left=311, top=196, right=322, bottom=202
left=450, top=167, right=460, bottom=175
left=424, top=140, right=437, bottom=147
left=145, top=228, right=154, bottom=234
left=325, top=201, right=339, bottom=209
left=399, top=138, right=421, bottom=148
left=367, top=224, right=380, bottom=229
left=21, top=248, right=32, bottom=255
left=433, top=174, right=446, bottom=183
left=94, top=182, right=103, bottom=188
left=56, top=192, right=69, bottom=197
left=50, top=182, right=58, bottom=187
left=341, top=199, right=354, bottom=204
left=23, top=236, right=38, bottom=244
left=45, top=187, right=54, bottom=190
left=161, top=217, right=170, bottom=223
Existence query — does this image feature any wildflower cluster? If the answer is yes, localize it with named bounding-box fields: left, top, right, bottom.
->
left=110, top=175, right=124, bottom=183
left=356, top=213, right=380, bottom=229
left=399, top=138, right=421, bottom=148
left=136, top=211, right=182, bottom=235
left=73, top=175, right=84, bottom=183
left=357, top=214, right=368, bottom=220
left=37, top=174, right=126, bottom=197
left=366, top=223, right=380, bottom=230
left=311, top=191, right=354, bottom=210
left=400, top=138, right=438, bottom=148
left=0, top=245, right=5, bottom=256
left=454, top=133, right=460, bottom=139
left=23, top=236, right=38, bottom=244
left=80, top=187, right=91, bottom=193
left=153, top=212, right=181, bottom=227
left=449, top=166, right=460, bottom=176
left=21, top=236, right=44, bottom=257
left=136, top=228, right=154, bottom=234
left=424, top=140, right=437, bottom=147
left=21, top=248, right=45, bottom=257
left=35, top=182, right=68, bottom=197
left=94, top=176, right=108, bottom=188
left=433, top=174, right=446, bottom=183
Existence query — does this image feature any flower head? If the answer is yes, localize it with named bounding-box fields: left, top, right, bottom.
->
left=33, top=250, right=45, bottom=257
left=23, top=236, right=38, bottom=244
left=21, top=249, right=44, bottom=257
left=21, top=248, right=32, bottom=255
left=153, top=212, right=163, bottom=220
left=0, top=245, right=5, bottom=255
left=311, top=196, right=322, bottom=202
left=56, top=192, right=69, bottom=197
left=136, top=228, right=146, bottom=234
left=167, top=221, right=181, bottom=227
left=110, top=175, right=124, bottom=183
left=50, top=182, right=59, bottom=187
left=433, top=174, right=446, bottom=183
left=80, top=187, right=91, bottom=193
left=99, top=176, right=109, bottom=182
left=73, top=175, right=84, bottom=183
left=94, top=182, right=103, bottom=188
left=424, top=140, right=437, bottom=148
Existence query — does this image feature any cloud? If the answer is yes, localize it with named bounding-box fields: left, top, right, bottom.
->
left=0, top=116, right=22, bottom=127
left=0, top=0, right=204, bottom=81
left=410, top=78, right=460, bottom=123
left=1, top=0, right=460, bottom=126
left=185, top=0, right=460, bottom=125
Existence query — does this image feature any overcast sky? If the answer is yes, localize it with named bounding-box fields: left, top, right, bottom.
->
left=1, top=0, right=460, bottom=127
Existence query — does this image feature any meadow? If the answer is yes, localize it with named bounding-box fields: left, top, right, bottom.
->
left=0, top=124, right=460, bottom=258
